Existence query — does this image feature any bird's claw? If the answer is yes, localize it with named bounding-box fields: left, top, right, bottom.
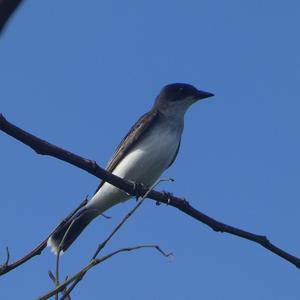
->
left=162, top=191, right=173, bottom=205
left=132, top=182, right=145, bottom=201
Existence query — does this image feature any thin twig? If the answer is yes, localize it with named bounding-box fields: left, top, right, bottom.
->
left=55, top=256, right=59, bottom=300
left=48, top=270, right=56, bottom=283
left=1, top=114, right=300, bottom=269
left=92, top=178, right=172, bottom=259
left=58, top=178, right=173, bottom=300
left=53, top=218, right=76, bottom=300
left=48, top=271, right=71, bottom=300
left=0, top=0, right=23, bottom=34
left=4, top=247, right=10, bottom=266
left=58, top=219, right=76, bottom=256
left=38, top=245, right=172, bottom=300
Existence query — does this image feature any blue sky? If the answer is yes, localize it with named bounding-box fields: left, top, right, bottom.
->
left=1, top=1, right=300, bottom=299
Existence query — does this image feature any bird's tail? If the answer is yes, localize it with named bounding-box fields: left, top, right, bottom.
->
left=47, top=208, right=99, bottom=255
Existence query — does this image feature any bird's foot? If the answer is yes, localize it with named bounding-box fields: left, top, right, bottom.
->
left=132, top=182, right=145, bottom=201
left=161, top=191, right=173, bottom=205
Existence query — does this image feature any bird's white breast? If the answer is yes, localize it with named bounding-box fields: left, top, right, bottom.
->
left=87, top=125, right=181, bottom=212
left=115, top=128, right=180, bottom=184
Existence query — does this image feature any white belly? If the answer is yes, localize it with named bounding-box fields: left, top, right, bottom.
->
left=87, top=128, right=181, bottom=213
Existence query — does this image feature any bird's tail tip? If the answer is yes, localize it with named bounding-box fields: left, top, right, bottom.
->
left=47, top=208, right=98, bottom=255
left=47, top=236, right=64, bottom=256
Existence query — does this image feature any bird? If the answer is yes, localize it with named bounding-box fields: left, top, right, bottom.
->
left=47, top=83, right=214, bottom=254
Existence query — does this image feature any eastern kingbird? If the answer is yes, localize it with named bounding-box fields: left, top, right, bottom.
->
left=48, top=83, right=214, bottom=254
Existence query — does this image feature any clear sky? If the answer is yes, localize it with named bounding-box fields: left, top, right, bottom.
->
left=1, top=1, right=300, bottom=299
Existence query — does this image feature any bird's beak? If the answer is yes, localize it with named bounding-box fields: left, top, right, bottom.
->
left=195, top=90, right=214, bottom=100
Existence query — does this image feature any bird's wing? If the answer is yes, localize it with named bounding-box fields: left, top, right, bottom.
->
left=93, top=109, right=160, bottom=194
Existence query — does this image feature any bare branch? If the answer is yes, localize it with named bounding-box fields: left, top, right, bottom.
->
left=58, top=178, right=173, bottom=299
left=38, top=245, right=171, bottom=300
left=48, top=271, right=71, bottom=300
left=53, top=218, right=77, bottom=300
left=1, top=114, right=300, bottom=269
left=2, top=247, right=10, bottom=267
left=48, top=270, right=56, bottom=283
left=0, top=0, right=23, bottom=35
left=92, top=178, right=171, bottom=260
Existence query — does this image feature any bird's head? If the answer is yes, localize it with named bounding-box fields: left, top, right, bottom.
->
left=153, top=83, right=214, bottom=114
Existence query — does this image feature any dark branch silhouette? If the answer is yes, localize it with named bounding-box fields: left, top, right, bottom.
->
left=39, top=245, right=171, bottom=300
left=1, top=113, right=300, bottom=271
left=0, top=0, right=23, bottom=34
left=43, top=179, right=171, bottom=300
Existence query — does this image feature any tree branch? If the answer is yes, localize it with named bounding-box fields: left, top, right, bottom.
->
left=56, top=178, right=172, bottom=299
left=48, top=271, right=71, bottom=300
left=1, top=113, right=300, bottom=269
left=0, top=0, right=23, bottom=35
left=38, top=245, right=171, bottom=300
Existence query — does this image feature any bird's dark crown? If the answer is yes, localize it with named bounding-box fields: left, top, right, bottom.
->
left=160, top=83, right=200, bottom=102
left=154, top=83, right=214, bottom=109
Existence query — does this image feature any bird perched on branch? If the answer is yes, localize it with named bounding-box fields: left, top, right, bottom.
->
left=48, top=83, right=214, bottom=254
